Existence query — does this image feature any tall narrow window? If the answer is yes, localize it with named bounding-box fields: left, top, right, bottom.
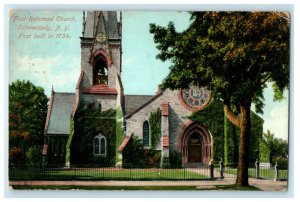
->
left=94, top=137, right=100, bottom=155
left=100, top=138, right=106, bottom=155
left=93, top=57, right=108, bottom=85
left=143, top=121, right=150, bottom=147
left=94, top=135, right=106, bottom=156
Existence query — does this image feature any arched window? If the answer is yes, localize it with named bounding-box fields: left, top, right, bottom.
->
left=94, top=137, right=100, bottom=155
left=100, top=138, right=106, bottom=155
left=94, top=135, right=106, bottom=156
left=143, top=121, right=150, bottom=147
left=93, top=56, right=108, bottom=85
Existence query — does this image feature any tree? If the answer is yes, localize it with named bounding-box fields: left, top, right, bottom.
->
left=9, top=80, right=48, bottom=166
left=263, top=129, right=275, bottom=163
left=150, top=12, right=289, bottom=186
left=263, top=129, right=288, bottom=162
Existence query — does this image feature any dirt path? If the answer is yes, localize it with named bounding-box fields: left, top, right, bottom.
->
left=9, top=178, right=287, bottom=191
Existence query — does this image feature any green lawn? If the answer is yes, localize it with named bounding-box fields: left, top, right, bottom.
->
left=9, top=168, right=209, bottom=180
left=223, top=168, right=288, bottom=179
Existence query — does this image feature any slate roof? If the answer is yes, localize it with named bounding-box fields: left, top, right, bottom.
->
left=124, top=95, right=154, bottom=116
left=84, top=11, right=120, bottom=39
left=47, top=92, right=75, bottom=135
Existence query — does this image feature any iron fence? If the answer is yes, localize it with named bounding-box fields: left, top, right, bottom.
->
left=9, top=164, right=212, bottom=181
left=9, top=163, right=288, bottom=181
left=218, top=163, right=288, bottom=181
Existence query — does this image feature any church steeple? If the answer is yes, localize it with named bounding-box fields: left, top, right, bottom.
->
left=80, top=11, right=122, bottom=89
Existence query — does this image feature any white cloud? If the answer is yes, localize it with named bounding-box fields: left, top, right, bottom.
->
left=263, top=105, right=289, bottom=140
left=10, top=54, right=80, bottom=96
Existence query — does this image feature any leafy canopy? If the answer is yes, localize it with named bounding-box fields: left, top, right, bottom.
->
left=9, top=80, right=48, bottom=165
left=150, top=12, right=290, bottom=114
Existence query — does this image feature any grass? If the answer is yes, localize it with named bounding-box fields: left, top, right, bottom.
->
left=223, top=168, right=288, bottom=179
left=9, top=168, right=210, bottom=180
left=215, top=185, right=261, bottom=191
left=11, top=185, right=199, bottom=190
left=11, top=184, right=261, bottom=191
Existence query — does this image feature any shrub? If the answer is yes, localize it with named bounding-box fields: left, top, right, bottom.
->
left=25, top=145, right=43, bottom=167
left=9, top=147, right=25, bottom=166
left=272, top=157, right=288, bottom=169
left=162, top=157, right=170, bottom=168
left=169, top=151, right=182, bottom=168
left=123, top=135, right=161, bottom=168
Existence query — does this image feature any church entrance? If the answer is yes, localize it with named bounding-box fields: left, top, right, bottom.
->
left=178, top=121, right=212, bottom=165
left=187, top=133, right=202, bottom=163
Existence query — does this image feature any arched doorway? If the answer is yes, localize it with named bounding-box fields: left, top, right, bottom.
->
left=187, top=133, right=202, bottom=163
left=178, top=121, right=212, bottom=165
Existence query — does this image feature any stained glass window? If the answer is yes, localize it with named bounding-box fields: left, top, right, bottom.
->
left=181, top=84, right=210, bottom=109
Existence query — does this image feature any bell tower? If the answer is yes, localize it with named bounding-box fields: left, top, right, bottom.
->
left=77, top=11, right=123, bottom=111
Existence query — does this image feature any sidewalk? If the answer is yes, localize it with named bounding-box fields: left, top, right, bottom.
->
left=9, top=178, right=287, bottom=191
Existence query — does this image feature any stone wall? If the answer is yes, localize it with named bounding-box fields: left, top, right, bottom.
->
left=125, top=89, right=193, bottom=153
left=81, top=47, right=93, bottom=87
left=82, top=94, right=117, bottom=111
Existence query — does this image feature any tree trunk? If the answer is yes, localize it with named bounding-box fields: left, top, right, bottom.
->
left=236, top=101, right=251, bottom=186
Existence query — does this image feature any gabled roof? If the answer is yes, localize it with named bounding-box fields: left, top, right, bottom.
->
left=47, top=92, right=75, bottom=135
left=84, top=11, right=120, bottom=39
left=124, top=95, right=155, bottom=116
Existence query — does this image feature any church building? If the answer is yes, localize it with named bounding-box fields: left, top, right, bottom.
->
left=43, top=11, right=263, bottom=167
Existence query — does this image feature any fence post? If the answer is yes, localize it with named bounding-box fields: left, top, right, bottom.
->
left=255, top=159, right=260, bottom=179
left=210, top=163, right=214, bottom=180
left=130, top=165, right=132, bottom=179
left=219, top=159, right=224, bottom=179
left=274, top=162, right=278, bottom=181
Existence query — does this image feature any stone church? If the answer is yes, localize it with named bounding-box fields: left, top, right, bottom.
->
left=42, top=11, right=263, bottom=167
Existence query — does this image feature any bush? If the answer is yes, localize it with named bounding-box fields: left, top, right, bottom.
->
left=169, top=151, right=182, bottom=168
left=9, top=147, right=26, bottom=166
left=272, top=157, right=288, bottom=169
left=26, top=145, right=43, bottom=167
left=123, top=135, right=161, bottom=168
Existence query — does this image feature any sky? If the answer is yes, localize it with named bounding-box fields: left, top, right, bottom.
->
left=9, top=10, right=289, bottom=140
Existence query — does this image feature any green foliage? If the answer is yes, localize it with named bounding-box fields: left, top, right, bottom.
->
left=259, top=136, right=270, bottom=163
left=25, top=146, right=43, bottom=167
left=47, top=136, right=68, bottom=166
left=262, top=129, right=288, bottom=163
left=189, top=100, right=224, bottom=163
left=272, top=157, right=288, bottom=169
left=115, top=107, right=124, bottom=163
left=149, top=108, right=162, bottom=149
left=9, top=147, right=26, bottom=166
left=249, top=112, right=264, bottom=163
left=9, top=80, right=48, bottom=166
left=150, top=13, right=289, bottom=184
left=161, top=157, right=170, bottom=168
left=70, top=103, right=117, bottom=165
left=65, top=117, right=74, bottom=166
left=169, top=151, right=182, bottom=168
left=224, top=116, right=239, bottom=167
left=150, top=12, right=289, bottom=109
left=123, top=135, right=161, bottom=168
left=190, top=99, right=263, bottom=165
left=123, top=136, right=145, bottom=167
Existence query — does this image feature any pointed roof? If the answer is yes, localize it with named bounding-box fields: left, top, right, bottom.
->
left=124, top=95, right=155, bottom=116
left=83, top=11, right=120, bottom=39
left=46, top=92, right=75, bottom=135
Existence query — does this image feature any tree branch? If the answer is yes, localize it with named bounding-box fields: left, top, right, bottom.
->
left=223, top=102, right=240, bottom=128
